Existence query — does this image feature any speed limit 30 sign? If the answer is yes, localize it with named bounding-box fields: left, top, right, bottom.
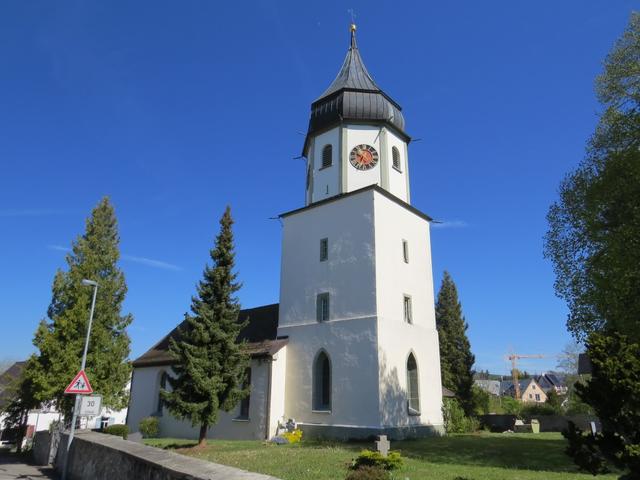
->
left=79, top=395, right=102, bottom=416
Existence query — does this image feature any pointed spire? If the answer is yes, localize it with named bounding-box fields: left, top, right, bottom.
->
left=303, top=23, right=408, bottom=155
left=316, top=24, right=380, bottom=100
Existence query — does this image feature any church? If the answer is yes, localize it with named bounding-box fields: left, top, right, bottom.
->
left=127, top=25, right=444, bottom=441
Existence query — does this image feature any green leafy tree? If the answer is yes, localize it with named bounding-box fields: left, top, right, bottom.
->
left=27, top=198, right=132, bottom=416
left=435, top=271, right=475, bottom=415
left=545, top=14, right=640, bottom=478
left=471, top=385, right=491, bottom=415
left=162, top=206, right=249, bottom=447
left=544, top=13, right=640, bottom=343
left=562, top=333, right=640, bottom=478
left=545, top=389, right=563, bottom=414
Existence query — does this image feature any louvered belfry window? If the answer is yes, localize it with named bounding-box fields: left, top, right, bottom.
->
left=322, top=144, right=332, bottom=168
left=392, top=146, right=401, bottom=170
left=320, top=238, right=328, bottom=261
left=317, top=293, right=330, bottom=322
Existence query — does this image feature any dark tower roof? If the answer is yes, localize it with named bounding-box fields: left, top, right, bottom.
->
left=303, top=25, right=408, bottom=154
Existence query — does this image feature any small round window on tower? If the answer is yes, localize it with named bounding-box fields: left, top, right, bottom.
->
left=392, top=146, right=401, bottom=171
left=322, top=144, right=332, bottom=168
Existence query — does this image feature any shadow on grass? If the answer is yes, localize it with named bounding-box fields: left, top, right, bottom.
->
left=393, top=434, right=578, bottom=473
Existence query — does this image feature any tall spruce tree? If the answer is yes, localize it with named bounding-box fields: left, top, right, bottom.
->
left=27, top=197, right=132, bottom=416
left=435, top=271, right=475, bottom=415
left=162, top=206, right=249, bottom=447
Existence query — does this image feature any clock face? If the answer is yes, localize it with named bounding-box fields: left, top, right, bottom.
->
left=349, top=144, right=379, bottom=171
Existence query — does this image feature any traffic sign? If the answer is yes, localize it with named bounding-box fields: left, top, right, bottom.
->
left=79, top=395, right=102, bottom=416
left=64, top=370, right=93, bottom=394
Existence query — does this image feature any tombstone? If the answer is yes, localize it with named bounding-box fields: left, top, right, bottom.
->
left=375, top=435, right=390, bottom=457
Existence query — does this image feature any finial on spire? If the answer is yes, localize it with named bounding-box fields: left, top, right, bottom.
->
left=347, top=9, right=357, bottom=48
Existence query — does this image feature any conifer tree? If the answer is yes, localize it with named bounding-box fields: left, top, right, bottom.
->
left=27, top=198, right=132, bottom=416
left=162, top=206, right=249, bottom=447
left=435, top=271, right=475, bottom=415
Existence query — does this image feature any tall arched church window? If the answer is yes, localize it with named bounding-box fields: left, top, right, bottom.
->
left=313, top=350, right=331, bottom=411
left=157, top=371, right=168, bottom=416
left=407, top=353, right=420, bottom=415
left=392, top=146, right=401, bottom=171
left=322, top=145, right=333, bottom=168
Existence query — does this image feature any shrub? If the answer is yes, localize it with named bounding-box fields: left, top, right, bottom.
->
left=103, top=424, right=128, bottom=440
left=520, top=402, right=556, bottom=417
left=350, top=450, right=402, bottom=471
left=139, top=416, right=160, bottom=438
left=282, top=428, right=302, bottom=444
left=345, top=465, right=389, bottom=480
left=501, top=397, right=522, bottom=416
left=442, top=398, right=480, bottom=433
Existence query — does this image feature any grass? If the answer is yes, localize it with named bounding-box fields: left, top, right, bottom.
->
left=145, top=432, right=618, bottom=480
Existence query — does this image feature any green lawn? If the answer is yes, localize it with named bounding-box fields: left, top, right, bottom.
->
left=145, top=432, right=618, bottom=480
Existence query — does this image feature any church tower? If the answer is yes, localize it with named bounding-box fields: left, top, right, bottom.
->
left=277, top=25, right=444, bottom=439
left=303, top=25, right=411, bottom=206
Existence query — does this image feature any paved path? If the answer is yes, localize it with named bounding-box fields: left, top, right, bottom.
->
left=0, top=452, right=57, bottom=480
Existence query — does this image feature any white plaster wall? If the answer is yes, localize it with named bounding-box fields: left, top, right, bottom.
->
left=279, top=189, right=377, bottom=328
left=373, top=191, right=443, bottom=427
left=344, top=125, right=382, bottom=193
left=126, top=367, right=158, bottom=434
left=27, top=411, right=62, bottom=432
left=128, top=359, right=271, bottom=440
left=268, top=347, right=287, bottom=438
left=377, top=322, right=443, bottom=427
left=385, top=130, right=409, bottom=202
left=311, top=127, right=340, bottom=203
left=373, top=191, right=435, bottom=329
left=279, top=317, right=380, bottom=428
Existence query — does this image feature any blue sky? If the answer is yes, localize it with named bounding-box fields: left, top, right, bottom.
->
left=0, top=1, right=635, bottom=375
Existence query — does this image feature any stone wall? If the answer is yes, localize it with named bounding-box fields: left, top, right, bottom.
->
left=55, top=431, right=280, bottom=480
left=32, top=431, right=53, bottom=465
left=479, top=414, right=600, bottom=433
left=522, top=414, right=600, bottom=433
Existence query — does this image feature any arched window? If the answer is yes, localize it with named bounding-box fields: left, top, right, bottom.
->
left=407, top=353, right=420, bottom=415
left=157, top=371, right=168, bottom=416
left=322, top=144, right=333, bottom=168
left=392, top=146, right=401, bottom=170
left=313, top=350, right=331, bottom=411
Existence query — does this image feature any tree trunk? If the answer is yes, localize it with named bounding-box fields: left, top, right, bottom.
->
left=16, top=409, right=27, bottom=453
left=198, top=424, right=208, bottom=448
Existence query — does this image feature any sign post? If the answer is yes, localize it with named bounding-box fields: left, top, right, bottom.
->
left=62, top=279, right=98, bottom=480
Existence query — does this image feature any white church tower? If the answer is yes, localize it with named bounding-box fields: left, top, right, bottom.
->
left=277, top=25, right=444, bottom=439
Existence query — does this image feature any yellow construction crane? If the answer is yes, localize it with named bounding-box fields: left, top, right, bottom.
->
left=505, top=353, right=545, bottom=400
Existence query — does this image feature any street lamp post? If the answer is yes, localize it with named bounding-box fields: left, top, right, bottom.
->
left=62, top=279, right=98, bottom=480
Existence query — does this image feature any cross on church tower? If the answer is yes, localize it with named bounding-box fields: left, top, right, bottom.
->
left=347, top=8, right=357, bottom=25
